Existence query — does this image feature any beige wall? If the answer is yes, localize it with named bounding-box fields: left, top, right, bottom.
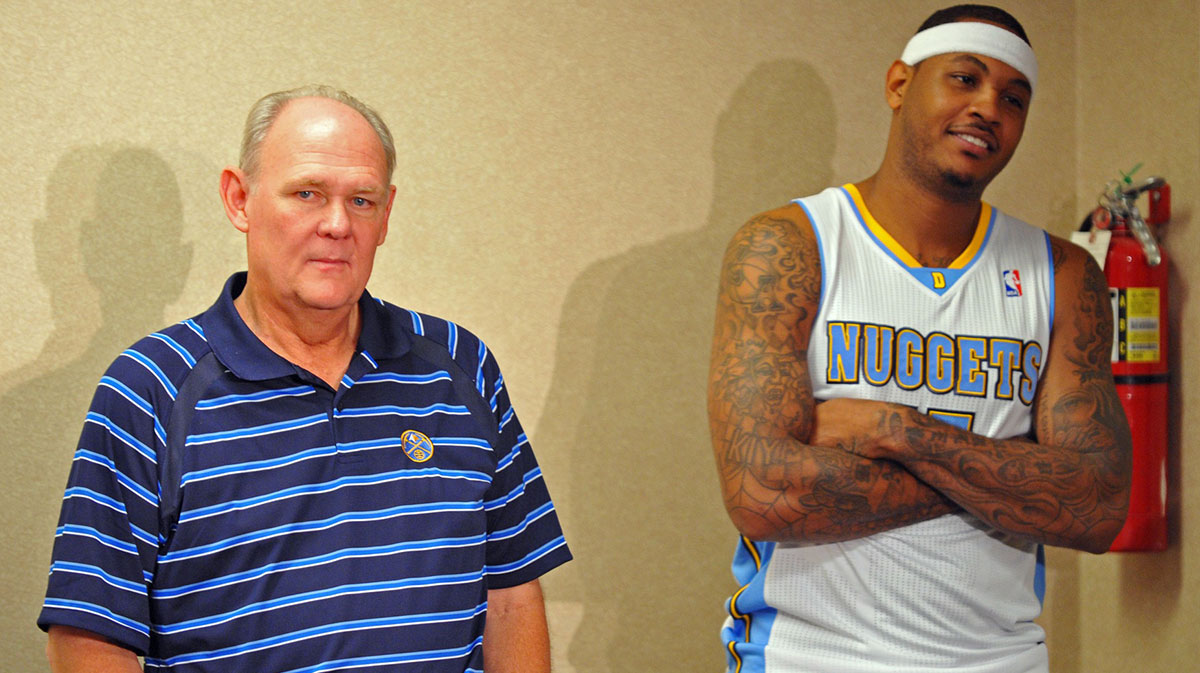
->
left=0, top=1, right=1194, bottom=671
left=1047, top=1, right=1200, bottom=672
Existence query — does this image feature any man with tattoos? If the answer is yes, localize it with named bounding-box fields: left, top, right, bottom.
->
left=707, top=5, right=1130, bottom=672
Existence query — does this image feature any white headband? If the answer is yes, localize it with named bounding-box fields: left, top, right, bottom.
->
left=901, top=22, right=1037, bottom=91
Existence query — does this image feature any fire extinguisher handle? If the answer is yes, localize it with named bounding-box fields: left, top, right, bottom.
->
left=1120, top=176, right=1167, bottom=199
left=1127, top=205, right=1163, bottom=267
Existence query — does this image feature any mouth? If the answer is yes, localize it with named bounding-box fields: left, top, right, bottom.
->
left=949, top=127, right=997, bottom=154
left=310, top=257, right=350, bottom=268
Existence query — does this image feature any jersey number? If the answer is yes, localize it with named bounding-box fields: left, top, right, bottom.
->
left=928, top=409, right=975, bottom=431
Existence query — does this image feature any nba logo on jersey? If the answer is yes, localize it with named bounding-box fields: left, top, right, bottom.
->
left=1003, top=269, right=1023, bottom=297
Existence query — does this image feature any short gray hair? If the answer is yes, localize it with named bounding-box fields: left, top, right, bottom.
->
left=239, top=85, right=396, bottom=184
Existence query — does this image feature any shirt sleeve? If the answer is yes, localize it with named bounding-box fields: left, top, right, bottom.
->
left=38, top=336, right=185, bottom=655
left=472, top=339, right=572, bottom=590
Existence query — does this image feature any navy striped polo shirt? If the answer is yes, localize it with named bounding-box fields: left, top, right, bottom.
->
left=39, top=272, right=571, bottom=671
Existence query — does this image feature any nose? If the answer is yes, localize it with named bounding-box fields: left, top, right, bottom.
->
left=968, top=89, right=1001, bottom=125
left=317, top=201, right=352, bottom=238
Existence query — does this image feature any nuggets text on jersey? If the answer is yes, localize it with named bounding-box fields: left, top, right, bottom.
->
left=824, top=321, right=1043, bottom=404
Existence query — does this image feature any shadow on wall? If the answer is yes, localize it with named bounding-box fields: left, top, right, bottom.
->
left=535, top=60, right=835, bottom=672
left=0, top=147, right=191, bottom=671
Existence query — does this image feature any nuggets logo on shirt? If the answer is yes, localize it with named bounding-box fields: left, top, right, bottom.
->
left=401, top=429, right=434, bottom=463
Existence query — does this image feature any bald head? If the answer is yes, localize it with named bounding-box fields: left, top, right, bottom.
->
left=239, top=85, right=396, bottom=185
left=255, top=97, right=391, bottom=189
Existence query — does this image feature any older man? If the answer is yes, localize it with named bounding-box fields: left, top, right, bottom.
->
left=708, top=5, right=1130, bottom=672
left=40, top=86, right=570, bottom=672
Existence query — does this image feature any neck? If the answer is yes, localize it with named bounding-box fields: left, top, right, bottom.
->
left=855, top=166, right=984, bottom=267
left=234, top=280, right=361, bottom=389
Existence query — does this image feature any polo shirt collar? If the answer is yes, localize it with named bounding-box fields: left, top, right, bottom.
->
left=200, top=272, right=412, bottom=382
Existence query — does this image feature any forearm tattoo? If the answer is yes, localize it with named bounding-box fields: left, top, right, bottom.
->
left=709, top=214, right=953, bottom=542
left=894, top=241, right=1132, bottom=549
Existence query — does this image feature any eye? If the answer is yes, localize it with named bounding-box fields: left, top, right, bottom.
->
left=297, top=190, right=315, bottom=199
left=352, top=197, right=373, bottom=208
left=951, top=73, right=976, bottom=86
left=1003, top=94, right=1027, bottom=110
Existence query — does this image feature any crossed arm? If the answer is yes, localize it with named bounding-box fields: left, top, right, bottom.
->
left=707, top=208, right=1131, bottom=552
left=708, top=207, right=958, bottom=544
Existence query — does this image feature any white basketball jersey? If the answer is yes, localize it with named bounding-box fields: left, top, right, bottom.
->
left=722, top=185, right=1054, bottom=673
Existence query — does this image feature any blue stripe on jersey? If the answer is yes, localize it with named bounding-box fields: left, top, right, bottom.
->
left=178, top=467, right=491, bottom=523
left=197, top=385, right=315, bottom=410
left=435, top=436, right=492, bottom=451
left=55, top=524, right=139, bottom=555
left=490, top=374, right=504, bottom=413
left=63, top=487, right=127, bottom=514
left=185, top=413, right=328, bottom=446
left=475, top=342, right=487, bottom=397
left=181, top=318, right=205, bottom=340
left=149, top=332, right=198, bottom=367
left=407, top=309, right=425, bottom=334
left=334, top=403, right=470, bottom=419
left=120, top=349, right=178, bottom=398
left=85, top=412, right=156, bottom=463
left=447, top=321, right=458, bottom=358
left=499, top=406, right=515, bottom=431
left=72, top=450, right=158, bottom=505
left=723, top=538, right=778, bottom=673
left=49, top=562, right=145, bottom=594
left=488, top=501, right=556, bottom=542
left=495, top=438, right=525, bottom=472
left=360, top=350, right=379, bottom=369
left=152, top=533, right=487, bottom=599
left=149, top=606, right=486, bottom=668
left=270, top=636, right=483, bottom=673
left=160, top=501, right=484, bottom=563
left=181, top=445, right=338, bottom=487
left=127, top=523, right=156, bottom=547
left=156, top=570, right=484, bottom=634
left=181, top=435, right=490, bottom=488
left=485, top=536, right=568, bottom=575
left=1044, top=232, right=1056, bottom=327
left=1035, top=544, right=1046, bottom=603
left=496, top=445, right=518, bottom=472
left=42, top=598, right=149, bottom=637
left=482, top=466, right=540, bottom=510
left=357, top=371, right=452, bottom=385
left=98, top=376, right=154, bottom=416
left=98, top=376, right=167, bottom=447
left=795, top=197, right=827, bottom=316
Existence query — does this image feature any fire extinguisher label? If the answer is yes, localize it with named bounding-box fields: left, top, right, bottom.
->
left=1111, top=287, right=1161, bottom=362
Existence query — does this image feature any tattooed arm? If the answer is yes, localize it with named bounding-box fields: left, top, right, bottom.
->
left=811, top=237, right=1131, bottom=553
left=707, top=206, right=958, bottom=544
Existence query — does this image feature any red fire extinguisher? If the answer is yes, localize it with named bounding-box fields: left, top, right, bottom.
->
left=1080, top=173, right=1170, bottom=551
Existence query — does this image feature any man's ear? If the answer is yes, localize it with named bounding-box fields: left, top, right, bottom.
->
left=885, top=60, right=915, bottom=111
left=220, top=167, right=251, bottom=233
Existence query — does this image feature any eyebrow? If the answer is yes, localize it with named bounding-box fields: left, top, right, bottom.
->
left=948, top=54, right=1032, bottom=95
left=287, top=177, right=328, bottom=190
left=284, top=177, right=386, bottom=195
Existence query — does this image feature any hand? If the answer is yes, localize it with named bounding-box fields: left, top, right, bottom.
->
left=809, top=398, right=900, bottom=460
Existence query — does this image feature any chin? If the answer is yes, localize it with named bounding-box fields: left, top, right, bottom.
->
left=936, top=170, right=988, bottom=201
left=296, top=287, right=362, bottom=312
